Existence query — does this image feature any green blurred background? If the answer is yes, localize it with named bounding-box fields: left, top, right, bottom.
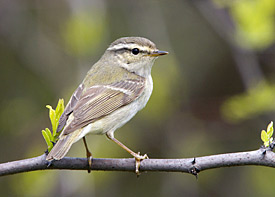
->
left=1, top=0, right=275, bottom=196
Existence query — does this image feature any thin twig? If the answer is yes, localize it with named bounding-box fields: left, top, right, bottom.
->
left=1, top=147, right=275, bottom=177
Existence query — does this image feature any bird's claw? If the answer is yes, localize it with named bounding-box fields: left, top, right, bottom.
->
left=87, top=155, right=93, bottom=173
left=134, top=152, right=149, bottom=176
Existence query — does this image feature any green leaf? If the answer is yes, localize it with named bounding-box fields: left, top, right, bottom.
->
left=261, top=130, right=268, bottom=144
left=52, top=121, right=57, bottom=137
left=52, top=99, right=64, bottom=136
left=260, top=121, right=275, bottom=147
left=46, top=105, right=54, bottom=121
left=42, top=99, right=65, bottom=151
left=46, top=105, right=56, bottom=130
left=267, top=121, right=273, bottom=138
left=45, top=128, right=53, bottom=142
left=56, top=99, right=64, bottom=119
left=42, top=129, right=52, bottom=149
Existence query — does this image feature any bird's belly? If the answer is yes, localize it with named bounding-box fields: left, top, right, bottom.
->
left=91, top=100, right=142, bottom=135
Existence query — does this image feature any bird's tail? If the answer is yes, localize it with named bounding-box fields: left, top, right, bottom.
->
left=46, top=130, right=81, bottom=161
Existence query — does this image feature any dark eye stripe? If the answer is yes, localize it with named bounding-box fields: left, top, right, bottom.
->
left=114, top=47, right=148, bottom=54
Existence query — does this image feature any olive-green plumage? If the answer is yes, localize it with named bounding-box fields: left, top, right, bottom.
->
left=46, top=37, right=168, bottom=164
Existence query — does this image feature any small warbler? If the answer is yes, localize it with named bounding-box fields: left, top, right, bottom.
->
left=46, top=37, right=168, bottom=173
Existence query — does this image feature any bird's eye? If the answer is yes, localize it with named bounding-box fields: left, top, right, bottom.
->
left=131, top=48, right=139, bottom=55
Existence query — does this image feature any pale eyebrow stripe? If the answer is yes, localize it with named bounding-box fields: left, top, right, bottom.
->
left=107, top=43, right=152, bottom=52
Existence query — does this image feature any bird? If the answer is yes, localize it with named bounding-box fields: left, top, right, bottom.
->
left=46, top=37, right=168, bottom=174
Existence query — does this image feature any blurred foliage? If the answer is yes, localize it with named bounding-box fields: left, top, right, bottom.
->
left=214, top=0, right=275, bottom=49
left=232, top=0, right=275, bottom=49
left=222, top=82, right=275, bottom=123
left=62, top=12, right=106, bottom=57
left=42, top=99, right=64, bottom=151
left=0, top=98, right=38, bottom=135
left=12, top=171, right=56, bottom=197
left=142, top=55, right=181, bottom=123
left=245, top=166, right=275, bottom=196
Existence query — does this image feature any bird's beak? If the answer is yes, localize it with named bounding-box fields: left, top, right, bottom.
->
left=150, top=50, right=169, bottom=57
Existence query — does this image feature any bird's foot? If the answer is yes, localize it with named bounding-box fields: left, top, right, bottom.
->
left=87, top=153, right=93, bottom=173
left=134, top=152, right=149, bottom=176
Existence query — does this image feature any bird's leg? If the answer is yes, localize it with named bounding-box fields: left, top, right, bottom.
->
left=106, top=133, right=149, bottom=175
left=82, top=137, right=93, bottom=173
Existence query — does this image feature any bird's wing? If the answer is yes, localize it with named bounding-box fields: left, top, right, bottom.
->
left=56, top=83, right=84, bottom=133
left=61, top=78, right=145, bottom=135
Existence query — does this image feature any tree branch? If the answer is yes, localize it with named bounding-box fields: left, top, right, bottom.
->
left=1, top=148, right=274, bottom=177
